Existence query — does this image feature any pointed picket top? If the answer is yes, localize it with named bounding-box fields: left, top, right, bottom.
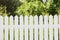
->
left=43, top=0, right=46, bottom=3
left=0, top=16, right=3, bottom=25
left=0, top=16, right=3, bottom=40
left=34, top=15, right=38, bottom=25
left=59, top=15, right=60, bottom=24
left=20, top=15, right=23, bottom=25
left=54, top=15, right=58, bottom=40
left=10, top=15, right=13, bottom=25
left=0, top=15, right=2, bottom=18
left=5, top=15, right=8, bottom=25
left=44, top=15, right=48, bottom=24
left=39, top=15, right=43, bottom=24
left=29, top=15, right=33, bottom=25
left=15, top=15, right=18, bottom=25
left=25, top=15, right=28, bottom=25
left=54, top=15, right=58, bottom=24
left=15, top=15, right=18, bottom=40
left=49, top=15, right=53, bottom=24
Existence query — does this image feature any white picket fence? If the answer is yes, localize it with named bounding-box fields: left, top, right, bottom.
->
left=0, top=15, right=60, bottom=40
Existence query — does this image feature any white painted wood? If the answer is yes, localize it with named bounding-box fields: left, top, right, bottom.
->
left=20, top=15, right=23, bottom=40
left=0, top=15, right=59, bottom=40
left=54, top=15, right=58, bottom=40
left=10, top=16, right=13, bottom=40
left=34, top=15, right=38, bottom=25
left=54, top=15, right=58, bottom=25
left=34, top=15, right=38, bottom=40
left=29, top=15, right=33, bottom=40
left=44, top=15, right=48, bottom=40
left=39, top=15, right=43, bottom=24
left=25, top=15, right=28, bottom=25
left=15, top=15, right=18, bottom=25
left=30, top=15, right=33, bottom=25
left=49, top=15, right=53, bottom=40
left=5, top=16, right=8, bottom=40
left=44, top=15, right=48, bottom=24
left=0, top=16, right=3, bottom=40
left=10, top=15, right=13, bottom=25
left=15, top=15, right=18, bottom=40
left=34, top=26, right=38, bottom=40
left=25, top=27, right=28, bottom=40
left=39, top=15, right=43, bottom=40
left=59, top=15, right=60, bottom=40
left=30, top=27, right=33, bottom=40
left=59, top=15, right=60, bottom=24
left=49, top=15, right=53, bottom=25
left=0, top=16, right=3, bottom=25
left=43, top=0, right=46, bottom=3
left=20, top=27, right=23, bottom=40
left=25, top=15, right=28, bottom=40
left=20, top=15, right=23, bottom=25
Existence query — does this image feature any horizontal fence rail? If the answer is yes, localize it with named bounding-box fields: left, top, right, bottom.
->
left=0, top=15, right=60, bottom=40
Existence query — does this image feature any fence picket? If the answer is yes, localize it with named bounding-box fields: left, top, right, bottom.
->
left=0, top=15, right=59, bottom=40
left=59, top=15, right=60, bottom=24
left=15, top=15, right=18, bottom=40
left=0, top=16, right=3, bottom=40
left=54, top=15, right=58, bottom=40
left=39, top=15, right=43, bottom=40
left=29, top=15, right=33, bottom=40
left=34, top=15, right=38, bottom=25
left=44, top=15, right=48, bottom=40
left=49, top=15, right=53, bottom=40
left=25, top=15, right=28, bottom=40
left=5, top=16, right=8, bottom=40
left=39, top=15, right=43, bottom=24
left=10, top=16, right=13, bottom=40
left=20, top=15, right=23, bottom=40
left=34, top=15, right=38, bottom=40
left=59, top=15, right=60, bottom=40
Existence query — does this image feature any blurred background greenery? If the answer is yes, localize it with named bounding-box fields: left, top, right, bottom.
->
left=0, top=0, right=60, bottom=16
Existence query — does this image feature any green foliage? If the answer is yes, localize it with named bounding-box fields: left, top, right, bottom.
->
left=0, top=0, right=21, bottom=16
left=16, top=1, right=47, bottom=16
left=15, top=0, right=55, bottom=16
left=15, top=0, right=60, bottom=16
left=0, top=0, right=60, bottom=16
left=0, top=5, right=7, bottom=16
